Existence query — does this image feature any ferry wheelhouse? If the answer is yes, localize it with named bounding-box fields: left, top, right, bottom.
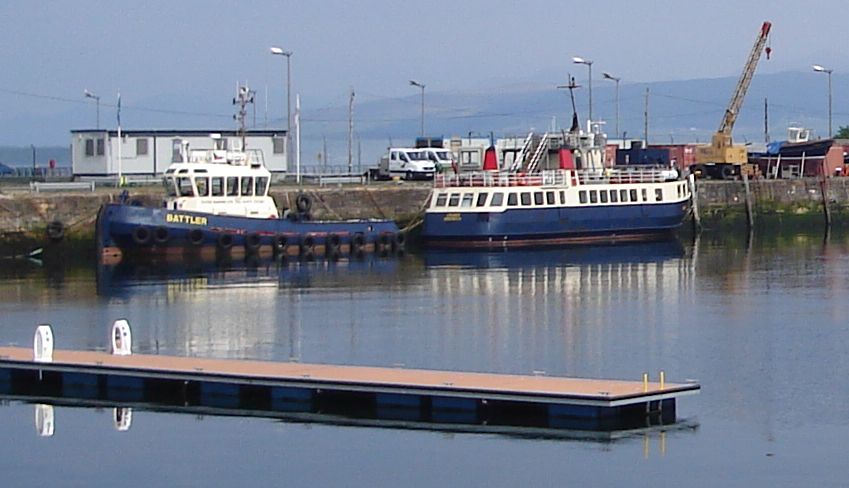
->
left=423, top=167, right=691, bottom=248
left=96, top=136, right=401, bottom=263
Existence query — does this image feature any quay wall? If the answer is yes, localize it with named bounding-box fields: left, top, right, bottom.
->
left=1, top=178, right=848, bottom=253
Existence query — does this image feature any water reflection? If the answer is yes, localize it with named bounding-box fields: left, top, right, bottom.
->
left=6, top=397, right=697, bottom=444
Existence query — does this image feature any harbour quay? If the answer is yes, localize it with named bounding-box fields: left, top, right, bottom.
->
left=2, top=178, right=849, bottom=254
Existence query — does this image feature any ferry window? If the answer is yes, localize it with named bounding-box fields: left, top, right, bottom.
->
left=620, top=189, right=629, bottom=202
left=448, top=193, right=461, bottom=207
left=241, top=177, right=254, bottom=196
left=85, top=139, right=94, bottom=157
left=136, top=138, right=149, bottom=156
left=255, top=176, right=269, bottom=196
left=435, top=193, right=448, bottom=207
left=655, top=188, right=663, bottom=201
left=96, top=138, right=105, bottom=156
left=211, top=177, right=224, bottom=197
left=600, top=190, right=608, bottom=203
left=177, top=177, right=194, bottom=197
left=589, top=190, right=598, bottom=204
left=476, top=193, right=489, bottom=207
left=195, top=177, right=209, bottom=197
left=579, top=190, right=588, bottom=204
left=610, top=190, right=619, bottom=203
left=642, top=189, right=648, bottom=202
left=629, top=189, right=638, bottom=202
left=491, top=192, right=504, bottom=206
left=507, top=193, right=518, bottom=206
left=534, top=192, right=544, bottom=205
left=546, top=191, right=555, bottom=205
left=461, top=193, right=474, bottom=208
left=226, top=177, right=238, bottom=196
left=559, top=191, right=566, bottom=205
left=520, top=192, right=531, bottom=206
left=163, top=177, right=177, bottom=197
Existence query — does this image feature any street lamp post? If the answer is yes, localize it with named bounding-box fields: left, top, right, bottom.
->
left=602, top=72, right=621, bottom=140
left=812, top=64, right=833, bottom=137
left=84, top=89, right=100, bottom=129
left=572, top=56, right=593, bottom=123
left=270, top=46, right=293, bottom=172
left=409, top=80, right=425, bottom=137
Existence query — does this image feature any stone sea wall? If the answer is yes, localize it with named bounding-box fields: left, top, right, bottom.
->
left=1, top=178, right=847, bottom=253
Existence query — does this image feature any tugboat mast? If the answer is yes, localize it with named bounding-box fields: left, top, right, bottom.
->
left=233, top=84, right=255, bottom=150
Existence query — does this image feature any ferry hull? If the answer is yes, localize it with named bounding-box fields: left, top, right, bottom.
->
left=97, top=203, right=402, bottom=262
left=423, top=201, right=689, bottom=249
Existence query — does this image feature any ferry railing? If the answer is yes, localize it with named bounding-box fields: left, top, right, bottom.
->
left=434, top=167, right=674, bottom=188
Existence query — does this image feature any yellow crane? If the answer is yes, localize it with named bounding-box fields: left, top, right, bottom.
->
left=693, top=21, right=772, bottom=179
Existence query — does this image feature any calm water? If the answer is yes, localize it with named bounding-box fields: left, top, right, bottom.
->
left=2, top=231, right=849, bottom=487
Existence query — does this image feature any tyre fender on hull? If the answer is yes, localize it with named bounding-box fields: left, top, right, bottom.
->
left=46, top=220, right=65, bottom=242
left=132, top=226, right=152, bottom=246
left=217, top=233, right=234, bottom=250
left=188, top=229, right=205, bottom=246
left=245, top=233, right=262, bottom=252
left=153, top=226, right=170, bottom=244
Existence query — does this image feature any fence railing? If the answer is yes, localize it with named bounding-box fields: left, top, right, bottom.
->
left=434, top=167, right=676, bottom=189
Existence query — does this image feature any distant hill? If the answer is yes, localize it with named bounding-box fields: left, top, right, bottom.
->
left=0, top=146, right=70, bottom=167
left=0, top=71, right=842, bottom=167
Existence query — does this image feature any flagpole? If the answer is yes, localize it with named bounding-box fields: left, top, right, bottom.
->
left=295, top=94, right=301, bottom=185
left=117, top=92, right=123, bottom=187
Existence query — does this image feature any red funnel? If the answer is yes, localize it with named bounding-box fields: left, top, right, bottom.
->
left=483, top=146, right=498, bottom=171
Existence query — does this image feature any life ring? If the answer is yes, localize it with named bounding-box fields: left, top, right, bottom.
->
left=45, top=220, right=65, bottom=242
left=217, top=233, right=234, bottom=250
left=273, top=235, right=288, bottom=255
left=132, top=226, right=152, bottom=246
left=245, top=233, right=262, bottom=252
left=188, top=229, right=205, bottom=246
left=295, top=194, right=312, bottom=214
left=153, top=226, right=170, bottom=244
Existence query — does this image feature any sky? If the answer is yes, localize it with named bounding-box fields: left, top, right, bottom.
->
left=0, top=0, right=845, bottom=149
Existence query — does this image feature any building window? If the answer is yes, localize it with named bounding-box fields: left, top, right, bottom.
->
left=491, top=192, right=504, bottom=206
left=655, top=188, right=663, bottom=201
left=435, top=193, right=448, bottom=207
left=85, top=139, right=94, bottom=157
left=507, top=193, right=518, bottom=206
left=476, top=193, right=488, bottom=207
left=136, top=138, right=149, bottom=156
left=520, top=192, right=531, bottom=206
left=273, top=137, right=286, bottom=154
left=96, top=138, right=105, bottom=156
left=579, top=190, right=587, bottom=204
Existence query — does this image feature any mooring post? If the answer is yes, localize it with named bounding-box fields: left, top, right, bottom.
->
left=642, top=372, right=649, bottom=393
left=742, top=171, right=754, bottom=231
left=688, top=174, right=701, bottom=232
left=820, top=161, right=832, bottom=228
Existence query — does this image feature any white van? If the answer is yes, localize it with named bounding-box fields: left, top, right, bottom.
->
left=422, top=148, right=455, bottom=172
left=378, top=148, right=436, bottom=180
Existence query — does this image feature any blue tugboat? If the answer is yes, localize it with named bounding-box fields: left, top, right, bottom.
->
left=97, top=88, right=401, bottom=264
